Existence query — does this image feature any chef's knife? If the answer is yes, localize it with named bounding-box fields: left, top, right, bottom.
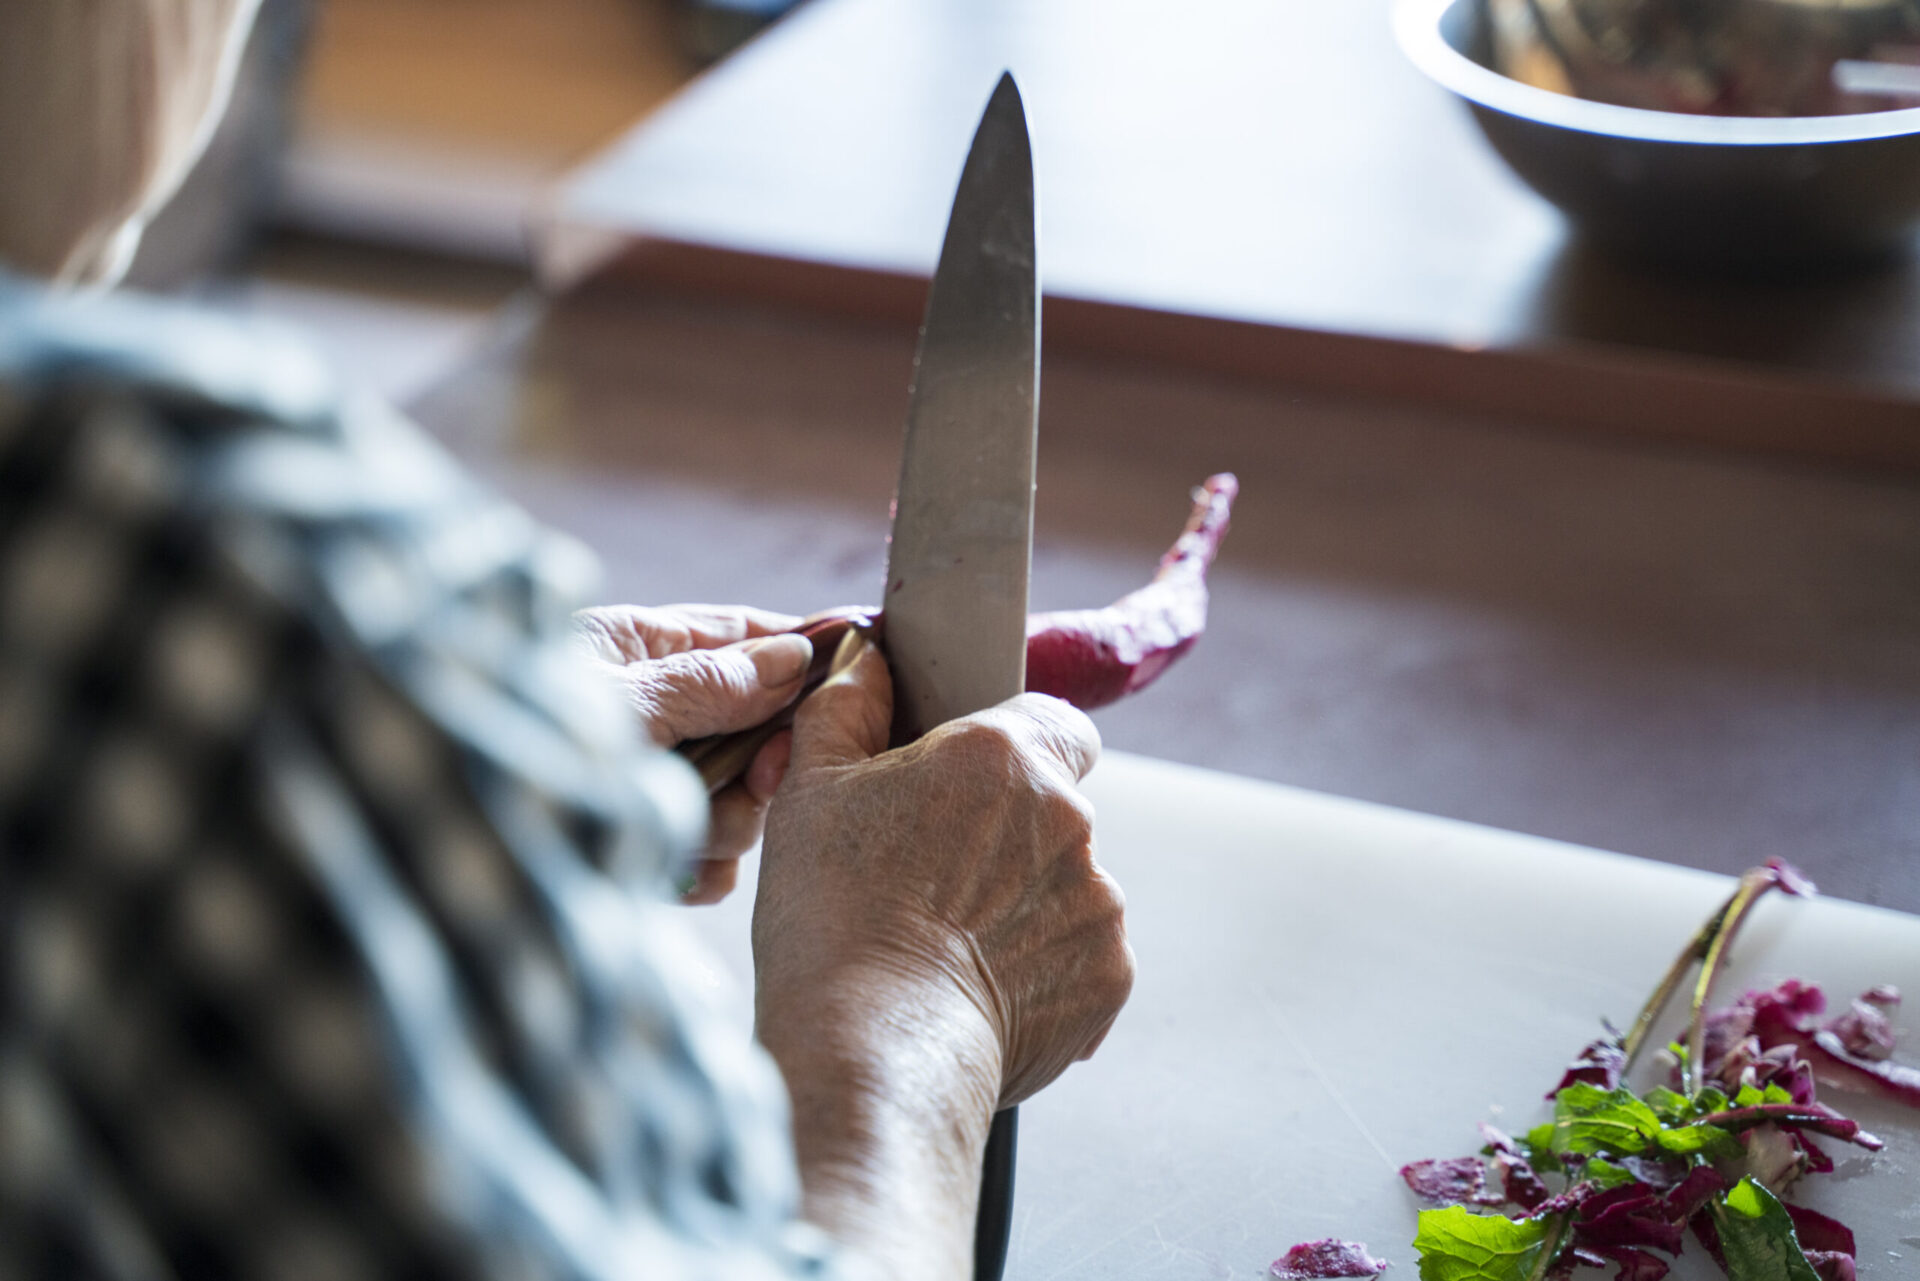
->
left=882, top=71, right=1038, bottom=1281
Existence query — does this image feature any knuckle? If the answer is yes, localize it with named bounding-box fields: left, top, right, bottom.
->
left=1048, top=786, right=1096, bottom=835
left=1036, top=783, right=1098, bottom=841
left=1035, top=787, right=1095, bottom=865
left=620, top=673, right=670, bottom=734
left=1087, top=889, right=1134, bottom=994
left=631, top=607, right=692, bottom=655
left=625, top=663, right=674, bottom=696
left=1106, top=939, right=1137, bottom=1006
left=676, top=649, right=757, bottom=705
left=570, top=609, right=618, bottom=659
left=941, top=716, right=1023, bottom=766
left=1010, top=692, right=1099, bottom=751
left=579, top=605, right=685, bottom=662
left=1006, top=690, right=1069, bottom=720
left=624, top=649, right=756, bottom=742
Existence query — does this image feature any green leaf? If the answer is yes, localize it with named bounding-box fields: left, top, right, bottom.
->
left=1583, top=1158, right=1638, bottom=1190
left=1553, top=1082, right=1616, bottom=1110
left=1653, top=1121, right=1742, bottom=1160
left=1730, top=1082, right=1789, bottom=1109
left=1644, top=1086, right=1694, bottom=1123
left=1413, top=1206, right=1563, bottom=1281
left=1518, top=1124, right=1562, bottom=1174
left=1710, top=1178, right=1822, bottom=1281
left=1550, top=1082, right=1741, bottom=1161
left=1551, top=1085, right=1663, bottom=1157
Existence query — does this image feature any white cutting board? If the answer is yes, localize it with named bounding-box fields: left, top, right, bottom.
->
left=685, top=751, right=1920, bottom=1279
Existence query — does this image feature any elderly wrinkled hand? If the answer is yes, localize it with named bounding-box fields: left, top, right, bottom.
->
left=757, top=629, right=1133, bottom=1104
left=748, top=634, right=1134, bottom=1270
left=573, top=603, right=812, bottom=903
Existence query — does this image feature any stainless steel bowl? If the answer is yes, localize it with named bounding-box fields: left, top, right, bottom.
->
left=1395, top=0, right=1920, bottom=270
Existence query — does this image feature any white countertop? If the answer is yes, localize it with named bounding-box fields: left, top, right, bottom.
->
left=686, top=751, right=1920, bottom=1279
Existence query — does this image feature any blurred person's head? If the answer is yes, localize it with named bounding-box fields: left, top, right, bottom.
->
left=0, top=0, right=262, bottom=289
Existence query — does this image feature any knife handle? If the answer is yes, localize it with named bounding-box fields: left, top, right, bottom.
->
left=673, top=610, right=879, bottom=793
left=975, top=1108, right=1018, bottom=1281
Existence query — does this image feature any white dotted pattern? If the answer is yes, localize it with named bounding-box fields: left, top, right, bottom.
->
left=1, top=285, right=834, bottom=1281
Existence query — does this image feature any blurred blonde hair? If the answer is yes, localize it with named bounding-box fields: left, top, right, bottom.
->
left=0, top=0, right=261, bottom=287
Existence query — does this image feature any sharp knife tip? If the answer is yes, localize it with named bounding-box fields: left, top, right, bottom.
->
left=980, top=72, right=1032, bottom=163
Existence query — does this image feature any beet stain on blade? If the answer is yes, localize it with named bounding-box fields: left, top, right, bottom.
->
left=1269, top=1239, right=1389, bottom=1279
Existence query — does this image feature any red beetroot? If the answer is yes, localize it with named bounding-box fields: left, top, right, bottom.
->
left=1729, top=980, right=1920, bottom=1109
left=1268, top=1239, right=1388, bottom=1279
left=1024, top=473, right=1237, bottom=709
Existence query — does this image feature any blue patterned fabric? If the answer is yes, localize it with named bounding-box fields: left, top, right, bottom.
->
left=0, top=280, right=834, bottom=1281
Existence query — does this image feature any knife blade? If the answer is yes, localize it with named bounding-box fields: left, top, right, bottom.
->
left=884, top=71, right=1039, bottom=742
left=881, top=71, right=1038, bottom=1281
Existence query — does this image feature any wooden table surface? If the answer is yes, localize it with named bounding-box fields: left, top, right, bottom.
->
left=404, top=0, right=1920, bottom=913
left=412, top=281, right=1920, bottom=916
left=545, top=0, right=1920, bottom=467
left=407, top=273, right=1920, bottom=1273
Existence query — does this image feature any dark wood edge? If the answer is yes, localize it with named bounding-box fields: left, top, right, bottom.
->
left=596, top=237, right=1920, bottom=472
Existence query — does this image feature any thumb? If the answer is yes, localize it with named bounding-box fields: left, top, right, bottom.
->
left=626, top=633, right=813, bottom=745
left=788, top=632, right=893, bottom=772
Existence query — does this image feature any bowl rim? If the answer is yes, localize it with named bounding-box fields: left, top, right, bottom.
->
left=1394, top=0, right=1920, bottom=146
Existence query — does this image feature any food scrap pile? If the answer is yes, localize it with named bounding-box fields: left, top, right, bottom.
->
left=1273, top=861, right=1918, bottom=1280
left=1402, top=861, right=1917, bottom=1281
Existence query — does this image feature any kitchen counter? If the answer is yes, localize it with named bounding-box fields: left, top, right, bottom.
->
left=412, top=280, right=1920, bottom=915
left=408, top=0, right=1920, bottom=912
left=546, top=0, right=1920, bottom=468
left=394, top=4, right=1920, bottom=1266
left=679, top=750, right=1920, bottom=1279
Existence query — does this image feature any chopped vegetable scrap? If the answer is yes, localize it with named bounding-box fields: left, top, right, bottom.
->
left=677, top=475, right=1237, bottom=791
left=1270, top=1238, right=1391, bottom=1279
left=1714, top=980, right=1920, bottom=1110
left=1394, top=860, right=1916, bottom=1281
